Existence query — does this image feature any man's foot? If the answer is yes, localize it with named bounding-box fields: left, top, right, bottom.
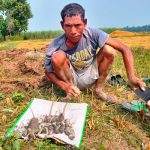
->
left=95, top=88, right=117, bottom=103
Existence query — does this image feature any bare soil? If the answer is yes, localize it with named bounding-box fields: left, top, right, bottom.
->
left=0, top=46, right=49, bottom=95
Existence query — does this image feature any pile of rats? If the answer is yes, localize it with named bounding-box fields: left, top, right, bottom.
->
left=15, top=102, right=75, bottom=141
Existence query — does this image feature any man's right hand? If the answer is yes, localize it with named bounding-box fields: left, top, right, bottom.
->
left=65, top=85, right=81, bottom=99
left=45, top=71, right=81, bottom=99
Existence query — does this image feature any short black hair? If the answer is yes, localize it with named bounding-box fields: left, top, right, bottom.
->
left=61, top=3, right=85, bottom=21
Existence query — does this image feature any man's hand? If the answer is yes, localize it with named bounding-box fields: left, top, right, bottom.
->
left=128, top=76, right=146, bottom=91
left=65, top=85, right=81, bottom=99
left=45, top=71, right=81, bottom=99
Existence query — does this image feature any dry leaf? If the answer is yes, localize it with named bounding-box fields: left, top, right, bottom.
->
left=145, top=142, right=150, bottom=150
left=142, top=142, right=150, bottom=150
left=117, top=86, right=125, bottom=92
left=5, top=97, right=14, bottom=106
left=113, top=115, right=127, bottom=128
left=127, top=92, right=134, bottom=101
left=2, top=115, right=7, bottom=123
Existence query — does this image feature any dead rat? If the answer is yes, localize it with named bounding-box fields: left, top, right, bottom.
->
left=26, top=108, right=39, bottom=140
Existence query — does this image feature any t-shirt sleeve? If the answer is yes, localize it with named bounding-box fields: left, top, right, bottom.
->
left=45, top=35, right=65, bottom=72
left=44, top=40, right=57, bottom=72
left=91, top=28, right=109, bottom=49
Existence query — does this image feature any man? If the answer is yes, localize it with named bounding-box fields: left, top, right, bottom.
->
left=45, top=3, right=147, bottom=104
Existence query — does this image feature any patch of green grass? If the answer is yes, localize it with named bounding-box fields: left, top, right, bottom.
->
left=11, top=92, right=25, bottom=103
left=2, top=134, right=21, bottom=150
left=0, top=70, right=6, bottom=78
left=121, top=128, right=142, bottom=149
left=112, top=46, right=150, bottom=79
left=0, top=41, right=18, bottom=50
left=0, top=93, right=5, bottom=100
left=132, top=47, right=150, bottom=77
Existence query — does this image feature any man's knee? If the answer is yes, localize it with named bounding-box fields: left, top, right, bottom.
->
left=97, top=44, right=116, bottom=63
left=51, top=50, right=67, bottom=67
left=101, top=45, right=116, bottom=57
left=45, top=70, right=49, bottom=76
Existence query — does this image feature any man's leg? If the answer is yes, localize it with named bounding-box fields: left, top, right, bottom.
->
left=50, top=50, right=80, bottom=98
left=51, top=50, right=73, bottom=84
left=95, top=45, right=117, bottom=101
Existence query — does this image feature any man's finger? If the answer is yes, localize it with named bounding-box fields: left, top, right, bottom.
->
left=140, top=86, right=145, bottom=91
left=131, top=86, right=136, bottom=91
left=71, top=86, right=81, bottom=95
left=139, top=81, right=146, bottom=91
left=68, top=90, right=78, bottom=97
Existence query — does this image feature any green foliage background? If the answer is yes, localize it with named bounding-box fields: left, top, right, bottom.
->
left=0, top=0, right=32, bottom=39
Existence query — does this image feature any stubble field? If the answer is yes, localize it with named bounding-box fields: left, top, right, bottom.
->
left=0, top=32, right=150, bottom=150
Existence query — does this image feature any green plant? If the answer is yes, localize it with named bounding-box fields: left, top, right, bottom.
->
left=0, top=93, right=5, bottom=100
left=12, top=92, right=25, bottom=102
left=0, top=41, right=17, bottom=50
left=2, top=134, right=21, bottom=150
left=0, top=0, right=32, bottom=40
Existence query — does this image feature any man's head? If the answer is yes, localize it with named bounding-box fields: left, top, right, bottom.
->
left=61, top=3, right=85, bottom=21
left=60, top=3, right=87, bottom=44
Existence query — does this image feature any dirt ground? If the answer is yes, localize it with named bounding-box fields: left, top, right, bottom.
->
left=0, top=40, right=150, bottom=149
left=0, top=46, right=49, bottom=95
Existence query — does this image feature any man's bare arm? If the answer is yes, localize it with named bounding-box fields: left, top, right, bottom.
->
left=45, top=70, right=80, bottom=97
left=106, top=37, right=135, bottom=79
left=45, top=71, right=68, bottom=91
left=106, top=37, right=145, bottom=90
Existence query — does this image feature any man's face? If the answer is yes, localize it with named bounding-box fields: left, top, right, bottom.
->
left=61, top=15, right=87, bottom=43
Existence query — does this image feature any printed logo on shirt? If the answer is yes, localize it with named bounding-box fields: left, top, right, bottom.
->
left=68, top=45, right=94, bottom=69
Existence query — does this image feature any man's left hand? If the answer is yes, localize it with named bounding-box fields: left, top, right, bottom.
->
left=128, top=76, right=146, bottom=91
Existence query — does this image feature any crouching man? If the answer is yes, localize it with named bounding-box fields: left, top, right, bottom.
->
left=45, top=3, right=146, bottom=104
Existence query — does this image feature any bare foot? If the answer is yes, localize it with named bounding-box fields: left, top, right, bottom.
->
left=95, top=88, right=117, bottom=103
